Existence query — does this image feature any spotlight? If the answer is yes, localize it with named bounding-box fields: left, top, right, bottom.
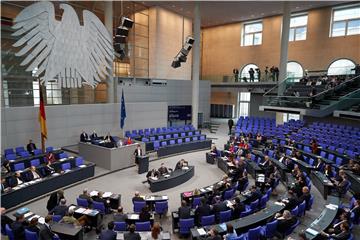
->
left=116, top=26, right=129, bottom=37
left=171, top=35, right=194, bottom=68
left=121, top=16, right=134, bottom=29
left=114, top=35, right=126, bottom=44
left=186, top=36, right=194, bottom=44
left=171, top=60, right=181, bottom=68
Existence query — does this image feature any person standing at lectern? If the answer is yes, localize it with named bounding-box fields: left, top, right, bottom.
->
left=133, top=144, right=143, bottom=164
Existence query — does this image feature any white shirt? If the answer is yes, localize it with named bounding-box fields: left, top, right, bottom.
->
left=32, top=170, right=40, bottom=179
left=137, top=149, right=141, bottom=156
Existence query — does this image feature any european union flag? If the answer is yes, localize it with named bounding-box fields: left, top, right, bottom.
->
left=120, top=89, right=126, bottom=129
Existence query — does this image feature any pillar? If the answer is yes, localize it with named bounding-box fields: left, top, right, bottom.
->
left=104, top=1, right=115, bottom=103
left=278, top=2, right=291, bottom=95
left=192, top=2, right=200, bottom=128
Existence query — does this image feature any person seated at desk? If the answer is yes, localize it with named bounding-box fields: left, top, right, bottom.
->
left=274, top=210, right=297, bottom=239
left=282, top=189, right=299, bottom=211
left=294, top=151, right=305, bottom=161
left=126, top=137, right=133, bottom=145
left=114, top=206, right=128, bottom=222
left=175, top=159, right=188, bottom=170
left=39, top=215, right=58, bottom=240
left=178, top=200, right=191, bottom=219
left=323, top=164, right=335, bottom=178
left=1, top=178, right=11, bottom=193
left=27, top=139, right=37, bottom=154
left=259, top=155, right=270, bottom=167
left=212, top=196, right=229, bottom=222
left=206, top=228, right=221, bottom=240
left=323, top=212, right=349, bottom=236
left=80, top=131, right=89, bottom=142
left=337, top=199, right=360, bottom=222
left=210, top=144, right=217, bottom=155
left=10, top=171, right=25, bottom=187
left=93, top=192, right=110, bottom=209
left=315, top=158, right=325, bottom=171
left=2, top=160, right=11, bottom=174
left=298, top=186, right=311, bottom=206
left=231, top=197, right=245, bottom=219
left=60, top=207, right=80, bottom=225
left=146, top=169, right=160, bottom=183
left=1, top=208, right=14, bottom=232
left=292, top=175, right=307, bottom=197
left=244, top=185, right=262, bottom=205
left=100, top=221, right=117, bottom=240
left=223, top=223, right=237, bottom=240
left=195, top=197, right=212, bottom=225
left=27, top=166, right=42, bottom=181
left=90, top=131, right=98, bottom=140
left=46, top=151, right=56, bottom=164
left=158, top=163, right=170, bottom=175
left=11, top=214, right=27, bottom=240
left=320, top=222, right=351, bottom=240
left=50, top=198, right=68, bottom=217
left=352, top=163, right=360, bottom=175
left=283, top=157, right=294, bottom=171
left=139, top=206, right=151, bottom=222
left=79, top=188, right=93, bottom=206
left=132, top=191, right=145, bottom=202
left=147, top=222, right=163, bottom=240
left=310, top=138, right=319, bottom=154
left=43, top=161, right=55, bottom=176
left=124, top=224, right=141, bottom=240
left=334, top=175, right=351, bottom=195
left=26, top=217, right=40, bottom=235
left=104, top=132, right=115, bottom=143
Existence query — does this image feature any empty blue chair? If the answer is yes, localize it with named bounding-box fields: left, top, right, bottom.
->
left=195, top=131, right=200, bottom=135
left=250, top=199, right=259, bottom=213
left=335, top=157, right=343, bottom=166
left=77, top=198, right=89, bottom=208
left=25, top=229, right=38, bottom=240
left=93, top=201, right=106, bottom=214
left=59, top=152, right=68, bottom=159
left=200, top=135, right=206, bottom=140
left=75, top=157, right=84, bottom=167
left=219, top=210, right=232, bottom=223
left=188, top=132, right=193, bottom=136
left=185, top=138, right=190, bottom=143
left=14, top=163, right=25, bottom=171
left=125, top=131, right=131, bottom=137
left=298, top=201, right=306, bottom=217
left=136, top=221, right=151, bottom=231
left=153, top=141, right=160, bottom=150
left=150, top=136, right=156, bottom=141
left=52, top=215, right=62, bottom=222
left=33, top=149, right=42, bottom=155
left=245, top=226, right=262, bottom=240
left=114, top=222, right=127, bottom=231
left=155, top=201, right=168, bottom=217
left=304, top=146, right=311, bottom=153
left=15, top=146, right=26, bottom=154
left=291, top=206, right=299, bottom=216
left=158, top=135, right=164, bottom=140
left=5, top=224, right=15, bottom=240
left=320, top=151, right=327, bottom=158
left=328, top=154, right=335, bottom=161
left=177, top=139, right=183, bottom=144
left=260, top=219, right=278, bottom=238
left=169, top=140, right=176, bottom=145
left=5, top=153, right=17, bottom=160
left=223, top=189, right=234, bottom=200
left=19, top=151, right=30, bottom=157
left=141, top=138, right=149, bottom=142
left=174, top=133, right=179, bottom=138
left=259, top=195, right=267, bottom=209
left=4, top=148, right=14, bottom=155
left=46, top=146, right=54, bottom=153
left=308, top=158, right=315, bottom=166
left=30, top=159, right=40, bottom=167
left=61, top=163, right=71, bottom=171
left=133, top=201, right=146, bottom=213
left=192, top=136, right=198, bottom=141
left=201, top=215, right=215, bottom=226
left=161, top=141, right=167, bottom=147
left=165, top=134, right=171, bottom=139
left=192, top=197, right=201, bottom=208
left=179, top=218, right=194, bottom=235
left=181, top=132, right=186, bottom=137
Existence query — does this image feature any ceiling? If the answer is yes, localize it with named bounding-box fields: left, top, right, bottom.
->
left=142, top=1, right=350, bottom=27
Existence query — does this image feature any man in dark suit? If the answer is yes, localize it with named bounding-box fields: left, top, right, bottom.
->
left=158, top=163, right=169, bottom=175
left=10, top=214, right=27, bottom=240
left=212, top=196, right=229, bottom=222
left=1, top=178, right=11, bottom=193
left=46, top=190, right=64, bottom=212
left=283, top=190, right=299, bottom=211
left=80, top=131, right=89, bottom=142
left=26, top=139, right=37, bottom=154
left=298, top=186, right=311, bottom=207
left=195, top=197, right=212, bottom=225
left=227, top=119, right=234, bottom=135
left=113, top=206, right=127, bottom=222
left=124, top=224, right=141, bottom=240
left=79, top=189, right=93, bottom=206
left=39, top=215, right=57, bottom=240
left=175, top=159, right=189, bottom=170
left=132, top=191, right=144, bottom=202
left=90, top=131, right=98, bottom=140
left=232, top=197, right=245, bottom=219
left=275, top=210, right=297, bottom=238
left=178, top=200, right=191, bottom=219
left=99, top=221, right=117, bottom=240
left=27, top=166, right=42, bottom=181
left=321, top=222, right=350, bottom=240
left=295, top=151, right=305, bottom=162
left=244, top=186, right=262, bottom=204
left=1, top=208, right=13, bottom=233
left=50, top=198, right=68, bottom=217
left=9, top=172, right=25, bottom=187
left=146, top=169, right=160, bottom=183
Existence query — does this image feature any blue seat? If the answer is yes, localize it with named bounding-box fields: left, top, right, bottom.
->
left=219, top=210, right=232, bottom=223
left=169, top=140, right=176, bottom=145
left=61, top=163, right=71, bottom=171
left=335, top=157, right=343, bottom=166
left=59, top=152, right=68, bottom=159
left=223, top=189, right=234, bottom=200
left=153, top=141, right=160, bottom=150
left=200, top=135, right=206, bottom=140
left=5, top=153, right=16, bottom=160
left=25, top=229, right=38, bottom=240
left=14, top=163, right=25, bottom=171
left=259, top=195, right=267, bottom=209
left=30, top=159, right=40, bottom=167
left=188, top=132, right=193, bottom=136
left=142, top=138, right=149, bottom=142
left=250, top=199, right=259, bottom=213
left=192, top=197, right=201, bottom=208
left=5, top=224, right=15, bottom=240
left=240, top=207, right=252, bottom=217
left=155, top=201, right=168, bottom=217
left=177, top=139, right=183, bottom=144
left=93, top=201, right=106, bottom=214
left=284, top=219, right=300, bottom=236
left=4, top=148, right=14, bottom=156
left=174, top=133, right=179, bottom=138
left=328, top=154, right=335, bottom=161
left=46, top=146, right=54, bottom=153
left=150, top=136, right=156, bottom=141
left=52, top=215, right=62, bottom=222
left=179, top=218, right=194, bottom=235
left=19, top=151, right=30, bottom=157
left=75, top=157, right=84, bottom=167
left=195, top=131, right=200, bottom=135
left=185, top=138, right=190, bottom=143
left=298, top=201, right=306, bottom=217
left=114, top=222, right=127, bottom=231
left=304, top=146, right=311, bottom=153
left=291, top=206, right=299, bottom=216
left=135, top=221, right=151, bottom=231
left=260, top=219, right=278, bottom=238
left=133, top=201, right=146, bottom=213
left=306, top=195, right=314, bottom=210
left=33, top=149, right=42, bottom=155
left=77, top=198, right=89, bottom=208
left=201, top=215, right=215, bottom=226
left=245, top=226, right=262, bottom=240
left=158, top=135, right=164, bottom=140
left=15, top=146, right=26, bottom=154
left=161, top=141, right=167, bottom=147
left=165, top=134, right=171, bottom=139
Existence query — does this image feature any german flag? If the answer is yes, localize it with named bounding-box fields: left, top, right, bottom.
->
left=39, top=87, right=47, bottom=140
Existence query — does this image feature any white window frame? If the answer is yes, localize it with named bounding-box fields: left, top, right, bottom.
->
left=237, top=92, right=251, bottom=117
left=330, top=4, right=360, bottom=37
left=289, top=13, right=308, bottom=41
left=241, top=20, right=263, bottom=46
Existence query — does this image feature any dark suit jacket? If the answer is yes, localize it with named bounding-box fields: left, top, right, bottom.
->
left=246, top=190, right=262, bottom=204
left=132, top=196, right=144, bottom=202
left=206, top=235, right=222, bottom=240
left=38, top=224, right=55, bottom=240
left=11, top=221, right=26, bottom=240
left=124, top=232, right=141, bottom=240
left=331, top=231, right=350, bottom=240
left=100, top=229, right=117, bottom=240
left=47, top=192, right=61, bottom=211
left=195, top=204, right=212, bottom=221
left=175, top=161, right=188, bottom=170
left=146, top=170, right=159, bottom=179
left=298, top=193, right=311, bottom=206
left=90, top=133, right=98, bottom=140
left=232, top=202, right=245, bottom=219
left=178, top=206, right=191, bottom=219
left=80, top=133, right=89, bottom=142
left=114, top=213, right=128, bottom=222
left=139, top=211, right=151, bottom=222
left=134, top=148, right=143, bottom=157
left=9, top=176, right=25, bottom=187
left=26, top=225, right=40, bottom=235
left=285, top=196, right=299, bottom=211
left=50, top=205, right=68, bottom=217
left=27, top=143, right=37, bottom=153
left=158, top=166, right=169, bottom=175
left=277, top=217, right=297, bottom=233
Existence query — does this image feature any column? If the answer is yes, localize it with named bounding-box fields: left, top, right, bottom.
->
left=192, top=2, right=200, bottom=128
left=276, top=112, right=284, bottom=126
left=278, top=2, right=291, bottom=95
left=104, top=1, right=115, bottom=103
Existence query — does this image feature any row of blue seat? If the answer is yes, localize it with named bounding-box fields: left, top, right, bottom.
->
left=153, top=135, right=206, bottom=150
left=4, top=146, right=55, bottom=160
left=141, top=131, right=201, bottom=142
left=125, top=125, right=195, bottom=138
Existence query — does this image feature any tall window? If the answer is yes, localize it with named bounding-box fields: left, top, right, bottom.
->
left=331, top=5, right=360, bottom=37
left=289, top=14, right=308, bottom=41
left=46, top=82, right=62, bottom=105
left=237, top=92, right=251, bottom=117
left=287, top=61, right=304, bottom=78
left=242, top=21, right=263, bottom=46
left=240, top=64, right=259, bottom=82
left=327, top=59, right=356, bottom=75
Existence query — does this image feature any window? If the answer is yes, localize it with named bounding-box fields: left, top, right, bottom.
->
left=283, top=113, right=300, bottom=122
left=331, top=5, right=360, bottom=37
left=242, top=21, right=263, bottom=46
left=289, top=14, right=308, bottom=41
left=46, top=82, right=62, bottom=105
left=237, top=92, right=251, bottom=117
left=287, top=61, right=304, bottom=78
left=240, top=64, right=260, bottom=82
left=327, top=59, right=356, bottom=75
left=33, top=81, right=40, bottom=106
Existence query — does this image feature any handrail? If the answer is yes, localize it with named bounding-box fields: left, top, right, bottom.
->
left=312, top=74, right=359, bottom=98
left=263, top=76, right=296, bottom=96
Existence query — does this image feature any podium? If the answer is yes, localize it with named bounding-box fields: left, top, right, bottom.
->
left=137, top=155, right=149, bottom=174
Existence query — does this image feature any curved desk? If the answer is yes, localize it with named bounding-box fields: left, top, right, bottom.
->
left=149, top=166, right=195, bottom=192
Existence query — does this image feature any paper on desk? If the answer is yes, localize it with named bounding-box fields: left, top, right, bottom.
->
left=147, top=196, right=155, bottom=201
left=128, top=214, right=138, bottom=220
left=103, top=192, right=112, bottom=198
left=90, top=191, right=98, bottom=197
left=164, top=174, right=170, bottom=178
left=24, top=212, right=33, bottom=218
left=326, top=204, right=338, bottom=210
left=38, top=217, right=45, bottom=224
left=197, top=228, right=206, bottom=235
left=306, top=228, right=319, bottom=236
left=75, top=208, right=86, bottom=214
left=78, top=165, right=86, bottom=168
left=200, top=188, right=206, bottom=192
left=150, top=177, right=158, bottom=181
left=28, top=215, right=40, bottom=221
left=161, top=196, right=168, bottom=200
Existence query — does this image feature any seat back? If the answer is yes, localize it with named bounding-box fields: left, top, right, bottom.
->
left=201, top=214, right=215, bottom=226
left=284, top=219, right=300, bottom=236
left=250, top=199, right=259, bottom=212
left=19, top=151, right=30, bottom=157
left=135, top=221, right=151, bottom=231
left=240, top=207, right=252, bottom=217
left=46, top=146, right=54, bottom=153
left=93, top=201, right=106, bottom=214
left=75, top=157, right=84, bottom=166
left=298, top=201, right=306, bottom=217
left=219, top=210, right=232, bottom=223
left=259, top=195, right=267, bottom=209
left=177, top=139, right=183, bottom=144
left=133, top=201, right=146, bottom=213
left=188, top=132, right=193, bottom=136
left=30, top=159, right=40, bottom=167
left=150, top=136, right=156, bottom=141
left=223, top=189, right=234, bottom=200
left=15, top=146, right=25, bottom=154
left=158, top=135, right=164, bottom=140
left=161, top=141, right=167, bottom=147
left=192, top=197, right=201, bottom=208
left=291, top=206, right=299, bottom=216
left=5, top=224, right=14, bottom=240
left=185, top=138, right=190, bottom=142
left=155, top=201, right=168, bottom=214
left=192, top=136, right=198, bottom=141
left=114, top=222, right=127, bottom=231
left=59, top=152, right=69, bottom=159
left=247, top=226, right=262, bottom=240
left=77, top=198, right=89, bottom=208
left=179, top=218, right=194, bottom=235
left=4, top=148, right=14, bottom=155
left=200, top=135, right=206, bottom=140
left=52, top=215, right=62, bottom=222
left=61, top=163, right=71, bottom=171
left=25, top=229, right=38, bottom=240
left=5, top=154, right=16, bottom=160
left=264, top=219, right=278, bottom=238
left=14, top=162, right=25, bottom=171
left=169, top=140, right=176, bottom=145
left=153, top=141, right=160, bottom=150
